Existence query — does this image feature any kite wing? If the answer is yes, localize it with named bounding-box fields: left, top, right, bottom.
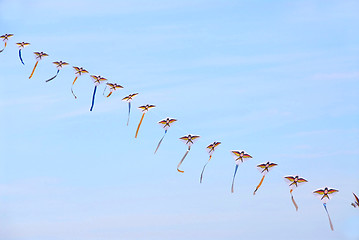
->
left=180, top=135, right=200, bottom=146
left=353, top=193, right=359, bottom=207
left=256, top=162, right=277, bottom=175
left=313, top=187, right=339, bottom=203
left=231, top=150, right=252, bottom=165
left=284, top=175, right=308, bottom=189
left=206, top=142, right=221, bottom=155
left=158, top=118, right=177, bottom=131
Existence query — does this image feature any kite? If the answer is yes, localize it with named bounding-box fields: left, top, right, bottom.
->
left=122, top=93, right=138, bottom=126
left=71, top=66, right=89, bottom=99
left=29, top=52, right=49, bottom=79
left=0, top=34, right=14, bottom=53
left=45, top=61, right=69, bottom=82
left=200, top=141, right=221, bottom=183
left=284, top=175, right=308, bottom=211
left=253, top=162, right=277, bottom=195
left=154, top=117, right=177, bottom=154
left=313, top=187, right=339, bottom=231
left=89, top=75, right=107, bottom=111
left=351, top=193, right=359, bottom=208
left=103, top=83, right=124, bottom=97
left=135, top=104, right=155, bottom=138
left=230, top=150, right=252, bottom=193
left=177, top=134, right=200, bottom=173
left=16, top=42, right=30, bottom=65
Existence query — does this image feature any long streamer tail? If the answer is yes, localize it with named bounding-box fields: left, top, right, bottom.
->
left=90, top=86, right=97, bottom=111
left=0, top=42, right=6, bottom=53
left=290, top=189, right=299, bottom=211
left=135, top=113, right=145, bottom=138
left=19, top=49, right=25, bottom=65
left=71, top=76, right=78, bottom=99
left=106, top=92, right=112, bottom=98
left=29, top=61, right=39, bottom=79
left=231, top=165, right=239, bottom=193
left=177, top=147, right=190, bottom=173
left=127, top=102, right=131, bottom=126
left=45, top=69, right=60, bottom=82
left=253, top=175, right=265, bottom=195
left=154, top=130, right=167, bottom=154
left=102, top=86, right=107, bottom=96
left=323, top=203, right=334, bottom=231
left=200, top=155, right=212, bottom=183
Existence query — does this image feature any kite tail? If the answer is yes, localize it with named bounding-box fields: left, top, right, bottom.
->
left=45, top=69, right=60, bottom=82
left=71, top=76, right=78, bottom=99
left=231, top=165, right=239, bottom=193
left=154, top=130, right=167, bottom=154
left=127, top=102, right=131, bottom=126
left=290, top=190, right=299, bottom=211
left=29, top=61, right=38, bottom=79
left=0, top=46, right=4, bottom=53
left=90, top=86, right=97, bottom=111
left=177, top=147, right=190, bottom=173
left=135, top=113, right=145, bottom=138
left=253, top=175, right=265, bottom=195
left=102, top=86, right=107, bottom=96
left=323, top=203, right=334, bottom=231
left=5, top=42, right=7, bottom=48
left=200, top=155, right=212, bottom=183
left=106, top=92, right=112, bottom=98
left=19, top=49, right=25, bottom=65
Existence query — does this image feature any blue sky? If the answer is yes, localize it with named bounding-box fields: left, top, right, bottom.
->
left=0, top=0, right=358, bottom=239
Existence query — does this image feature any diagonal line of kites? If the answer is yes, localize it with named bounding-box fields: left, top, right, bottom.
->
left=1, top=33, right=358, bottom=232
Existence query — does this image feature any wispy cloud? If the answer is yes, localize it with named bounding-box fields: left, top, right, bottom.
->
left=311, top=71, right=359, bottom=81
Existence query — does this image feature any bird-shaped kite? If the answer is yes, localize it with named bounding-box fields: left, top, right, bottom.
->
left=122, top=93, right=138, bottom=126
left=45, top=61, right=69, bottom=82
left=200, top=141, right=221, bottom=183
left=71, top=66, right=89, bottom=99
left=29, top=52, right=49, bottom=79
left=284, top=175, right=308, bottom=211
left=103, top=83, right=124, bottom=97
left=154, top=117, right=177, bottom=154
left=89, top=75, right=107, bottom=111
left=177, top=134, right=200, bottom=173
left=230, top=150, right=252, bottom=193
left=0, top=34, right=14, bottom=53
left=16, top=42, right=30, bottom=65
left=313, top=187, right=339, bottom=231
left=253, top=162, right=277, bottom=195
left=135, top=104, right=155, bottom=138
left=351, top=193, right=359, bottom=208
